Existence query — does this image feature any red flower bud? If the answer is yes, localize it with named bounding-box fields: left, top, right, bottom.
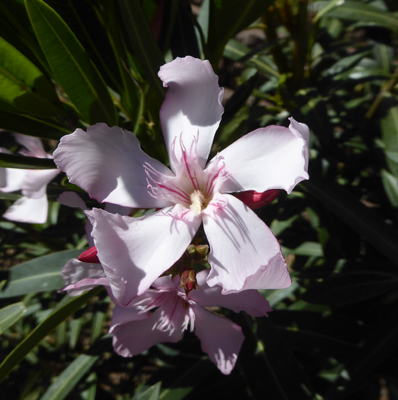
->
left=234, top=189, right=280, bottom=210
left=179, top=266, right=198, bottom=296
left=78, top=245, right=100, bottom=264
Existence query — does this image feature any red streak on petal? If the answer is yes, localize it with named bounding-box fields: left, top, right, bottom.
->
left=78, top=246, right=100, bottom=264
left=235, top=189, right=280, bottom=210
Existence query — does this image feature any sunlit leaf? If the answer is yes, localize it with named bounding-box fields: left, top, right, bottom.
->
left=0, top=36, right=62, bottom=118
left=25, top=0, right=117, bottom=125
left=322, top=1, right=398, bottom=33
left=39, top=354, right=99, bottom=400
left=0, top=249, right=83, bottom=298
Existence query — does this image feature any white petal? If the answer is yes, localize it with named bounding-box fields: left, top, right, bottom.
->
left=0, top=168, right=27, bottom=193
left=219, top=118, right=310, bottom=194
left=60, top=258, right=109, bottom=296
left=192, top=304, right=244, bottom=375
left=57, top=191, right=88, bottom=210
left=53, top=123, right=174, bottom=208
left=158, top=56, right=224, bottom=170
left=203, top=194, right=291, bottom=293
left=190, top=270, right=272, bottom=317
left=15, top=134, right=47, bottom=158
left=87, top=207, right=201, bottom=305
left=22, top=169, right=59, bottom=199
left=3, top=195, right=48, bottom=223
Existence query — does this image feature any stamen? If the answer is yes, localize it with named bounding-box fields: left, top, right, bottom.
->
left=190, top=190, right=205, bottom=216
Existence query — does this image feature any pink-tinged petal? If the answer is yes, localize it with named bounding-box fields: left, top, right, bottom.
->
left=219, top=118, right=310, bottom=194
left=152, top=275, right=180, bottom=291
left=234, top=189, right=280, bottom=210
left=60, top=258, right=109, bottom=296
left=110, top=302, right=186, bottom=357
left=110, top=303, right=151, bottom=327
left=203, top=194, right=291, bottom=293
left=53, top=123, right=174, bottom=209
left=190, top=271, right=272, bottom=317
left=22, top=169, right=59, bottom=199
left=15, top=134, right=47, bottom=158
left=192, top=304, right=244, bottom=375
left=158, top=56, right=224, bottom=170
left=57, top=191, right=88, bottom=210
left=3, top=195, right=48, bottom=223
left=87, top=206, right=201, bottom=305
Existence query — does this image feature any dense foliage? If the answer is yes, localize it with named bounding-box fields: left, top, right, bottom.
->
left=0, top=0, right=398, bottom=399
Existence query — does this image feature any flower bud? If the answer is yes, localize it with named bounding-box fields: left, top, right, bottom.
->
left=235, top=189, right=280, bottom=210
left=194, top=245, right=209, bottom=262
left=179, top=266, right=198, bottom=296
left=78, top=245, right=100, bottom=264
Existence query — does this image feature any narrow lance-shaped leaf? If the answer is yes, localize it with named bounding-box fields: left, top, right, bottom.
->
left=0, top=287, right=102, bottom=383
left=0, top=302, right=27, bottom=334
left=0, top=109, right=70, bottom=140
left=301, top=178, right=398, bottom=266
left=0, top=249, right=83, bottom=298
left=118, top=0, right=165, bottom=102
left=39, top=354, right=99, bottom=400
left=206, top=0, right=276, bottom=69
left=0, top=36, right=63, bottom=118
left=25, top=0, right=117, bottom=126
left=0, top=153, right=56, bottom=170
left=322, top=1, right=398, bottom=33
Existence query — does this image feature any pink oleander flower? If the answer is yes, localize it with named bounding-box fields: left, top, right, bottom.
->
left=54, top=56, right=310, bottom=306
left=59, top=263, right=272, bottom=374
left=110, top=270, right=272, bottom=375
left=0, top=134, right=59, bottom=224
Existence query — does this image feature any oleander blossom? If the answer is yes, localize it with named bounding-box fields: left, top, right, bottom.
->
left=0, top=134, right=59, bottom=223
left=109, top=270, right=272, bottom=375
left=54, top=56, right=310, bottom=306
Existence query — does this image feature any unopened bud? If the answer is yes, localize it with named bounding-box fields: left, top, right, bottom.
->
left=179, top=266, right=198, bottom=296
left=194, top=245, right=209, bottom=262
left=78, top=246, right=100, bottom=264
left=235, top=189, right=279, bottom=210
left=186, top=244, right=196, bottom=257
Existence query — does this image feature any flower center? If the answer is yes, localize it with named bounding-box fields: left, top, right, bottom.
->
left=190, top=189, right=208, bottom=216
left=144, top=134, right=229, bottom=217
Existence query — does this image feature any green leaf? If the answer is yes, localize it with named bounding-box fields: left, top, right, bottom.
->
left=224, top=39, right=280, bottom=78
left=0, top=287, right=102, bottom=383
left=132, top=382, right=161, bottom=400
left=382, top=169, right=398, bottom=207
left=25, top=0, right=117, bottom=126
left=0, top=109, right=70, bottom=139
left=39, top=354, right=99, bottom=400
left=0, top=302, right=26, bottom=334
left=282, top=242, right=324, bottom=257
left=381, top=104, right=398, bottom=176
left=301, top=178, right=398, bottom=266
left=118, top=0, right=165, bottom=102
left=0, top=249, right=83, bottom=298
left=0, top=36, right=62, bottom=118
left=322, top=1, right=398, bottom=33
left=303, top=272, right=398, bottom=305
left=0, top=152, right=56, bottom=169
left=207, top=0, right=276, bottom=68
